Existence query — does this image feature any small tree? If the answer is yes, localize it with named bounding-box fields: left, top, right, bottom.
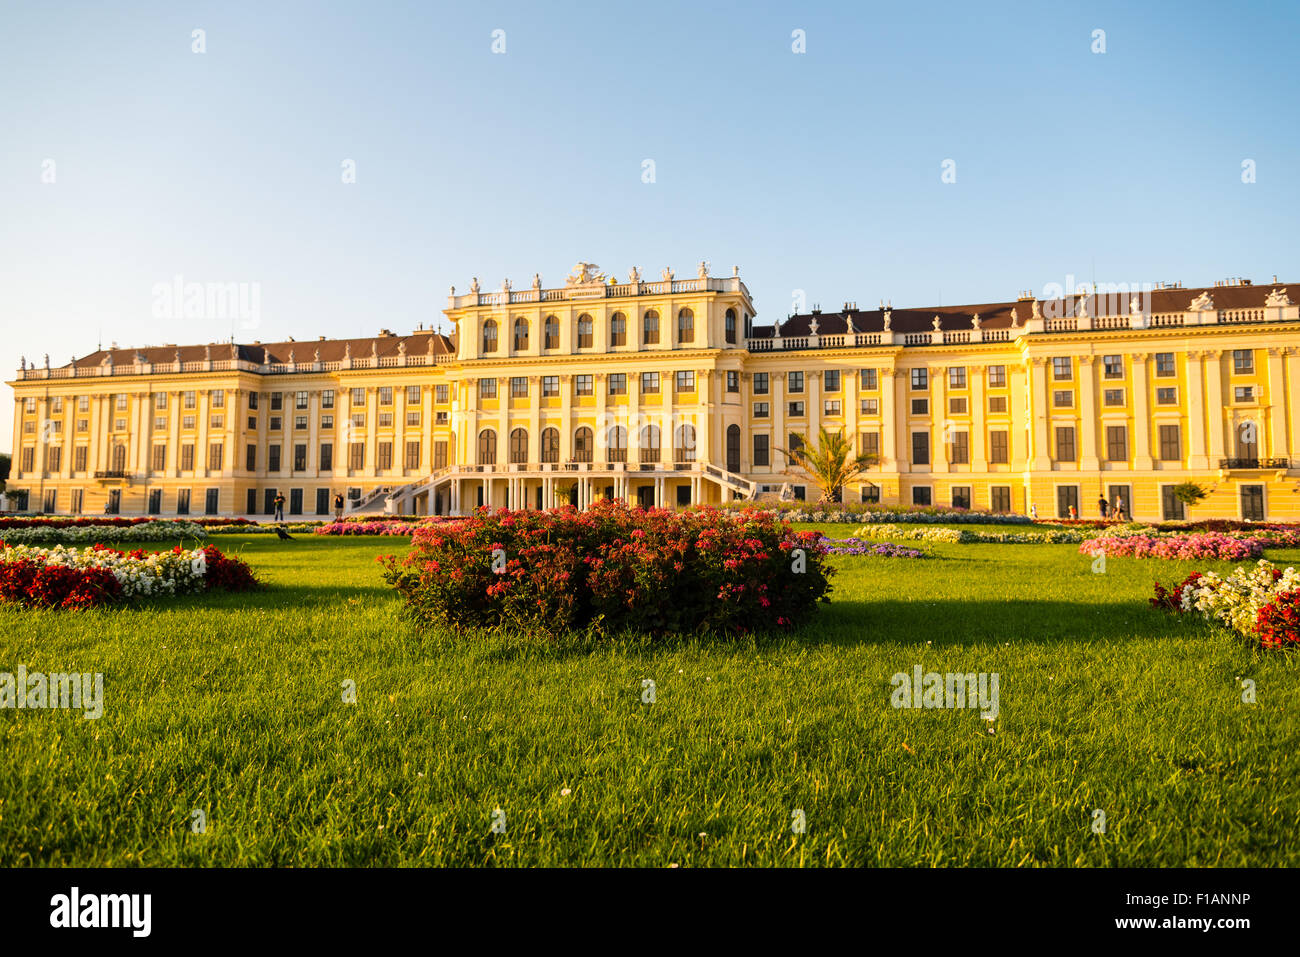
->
left=779, top=427, right=877, bottom=505
left=1172, top=481, right=1208, bottom=516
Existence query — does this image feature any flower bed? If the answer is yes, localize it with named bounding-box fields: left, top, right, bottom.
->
left=853, top=524, right=1087, bottom=544
left=315, top=520, right=440, bottom=536
left=0, top=542, right=257, bottom=609
left=0, top=520, right=210, bottom=545
left=1150, top=560, right=1300, bottom=649
left=1081, top=533, right=1265, bottom=561
left=713, top=502, right=1030, bottom=525
left=382, top=502, right=832, bottom=638
left=0, top=516, right=253, bottom=530
left=822, top=538, right=926, bottom=558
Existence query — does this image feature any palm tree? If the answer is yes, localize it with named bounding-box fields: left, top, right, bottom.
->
left=778, top=427, right=877, bottom=505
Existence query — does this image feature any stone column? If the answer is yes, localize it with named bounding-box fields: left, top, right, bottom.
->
left=970, top=364, right=987, bottom=470
left=1185, top=351, right=1208, bottom=469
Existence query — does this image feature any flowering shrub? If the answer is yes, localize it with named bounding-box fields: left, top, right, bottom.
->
left=0, top=520, right=209, bottom=545
left=382, top=502, right=832, bottom=638
left=0, top=542, right=257, bottom=608
left=1150, top=560, right=1300, bottom=649
left=822, top=538, right=926, bottom=558
left=315, top=520, right=441, bottom=536
left=1081, top=534, right=1264, bottom=561
left=853, top=524, right=1086, bottom=544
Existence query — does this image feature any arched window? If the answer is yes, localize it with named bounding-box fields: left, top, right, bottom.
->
left=477, top=429, right=497, bottom=465
left=640, top=424, right=661, bottom=464
left=643, top=310, right=660, bottom=345
left=513, top=317, right=528, bottom=351
left=573, top=427, right=593, bottom=463
left=510, top=428, right=529, bottom=465
left=725, top=308, right=737, bottom=344
left=607, top=426, right=627, bottom=463
left=677, top=308, right=694, bottom=344
left=610, top=312, right=627, bottom=347
left=481, top=319, right=498, bottom=354
left=544, top=315, right=559, bottom=350
left=577, top=314, right=594, bottom=348
left=541, top=427, right=560, bottom=463
left=726, top=424, right=741, bottom=472
left=674, top=424, right=697, bottom=463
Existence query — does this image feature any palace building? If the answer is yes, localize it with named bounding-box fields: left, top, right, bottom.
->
left=7, top=263, right=1300, bottom=522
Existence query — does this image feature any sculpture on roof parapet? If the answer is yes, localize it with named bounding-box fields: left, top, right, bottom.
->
left=1188, top=291, right=1214, bottom=311
left=1265, top=286, right=1292, bottom=308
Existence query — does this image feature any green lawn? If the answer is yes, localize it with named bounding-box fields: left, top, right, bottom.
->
left=2, top=530, right=1297, bottom=867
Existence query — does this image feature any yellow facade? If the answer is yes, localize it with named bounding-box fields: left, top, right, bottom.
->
left=7, top=266, right=1300, bottom=522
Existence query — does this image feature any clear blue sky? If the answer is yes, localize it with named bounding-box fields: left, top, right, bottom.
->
left=3, top=0, right=1298, bottom=451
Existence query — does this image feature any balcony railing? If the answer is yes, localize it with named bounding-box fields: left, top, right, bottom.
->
left=93, top=470, right=130, bottom=479
left=1219, top=457, right=1290, bottom=470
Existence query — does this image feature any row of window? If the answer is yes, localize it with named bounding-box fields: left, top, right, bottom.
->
left=480, top=309, right=743, bottom=353
left=1047, top=350, right=1256, bottom=381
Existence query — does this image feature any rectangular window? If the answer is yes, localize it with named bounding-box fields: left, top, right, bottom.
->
left=1156, top=387, right=1177, bottom=405
left=406, top=411, right=420, bottom=426
left=951, top=486, right=971, bottom=510
left=1234, top=386, right=1254, bottom=402
left=607, top=373, right=627, bottom=395
left=322, top=390, right=334, bottom=409
left=1055, top=426, right=1076, bottom=461
left=1052, top=357, right=1072, bottom=380
left=148, top=489, right=161, bottom=515
left=351, top=388, right=365, bottom=406
left=269, top=416, right=281, bottom=431
left=176, top=489, right=191, bottom=515
left=77, top=419, right=88, bottom=432
left=377, top=442, right=393, bottom=471
left=293, top=444, right=307, bottom=471
left=949, top=430, right=969, bottom=464
left=861, top=368, right=878, bottom=391
left=351, top=413, right=365, bottom=429
left=753, top=372, right=769, bottom=394
left=752, top=435, right=770, bottom=467
left=268, top=444, right=281, bottom=472
left=405, top=441, right=421, bottom=469
left=47, top=448, right=62, bottom=473
left=861, top=398, right=878, bottom=415
left=115, top=393, right=128, bottom=411
left=911, top=368, right=928, bottom=390
left=787, top=401, right=804, bottom=417
left=405, top=385, right=420, bottom=404
left=1103, top=355, right=1124, bottom=379
left=948, top=367, right=966, bottom=389
left=377, top=413, right=393, bottom=428
left=74, top=446, right=87, bottom=472
left=1105, top=425, right=1128, bottom=462
left=271, top=392, right=283, bottom=411
left=861, top=431, right=880, bottom=459
left=20, top=447, right=34, bottom=474
left=246, top=444, right=257, bottom=471
left=912, top=431, right=930, bottom=465
left=1161, top=485, right=1186, bottom=521
left=860, top=483, right=880, bottom=504
left=824, top=399, right=841, bottom=416
left=153, top=393, right=166, bottom=410
left=153, top=444, right=167, bottom=472
left=1053, top=390, right=1073, bottom=408
left=183, top=391, right=196, bottom=410
left=1233, top=349, right=1254, bottom=374
left=753, top=402, right=769, bottom=418
left=990, top=486, right=1011, bottom=512
left=1158, top=424, right=1181, bottom=461
left=787, top=371, right=804, bottom=393
left=989, top=430, right=1009, bottom=464
left=379, top=387, right=393, bottom=406
left=1057, top=485, right=1079, bottom=519
left=948, top=397, right=967, bottom=415
left=1155, top=352, right=1176, bottom=377
left=349, top=442, right=364, bottom=470
left=431, top=384, right=447, bottom=404
left=727, top=370, right=739, bottom=393
left=78, top=395, right=89, bottom=412
left=988, top=396, right=1007, bottom=413
left=294, top=416, right=307, bottom=430
left=181, top=444, right=195, bottom=471
left=542, top=376, right=560, bottom=397
left=1241, top=484, right=1265, bottom=521
left=912, top=487, right=932, bottom=506
left=675, top=371, right=695, bottom=392
left=320, top=443, right=333, bottom=471
left=575, top=375, right=594, bottom=396
left=434, top=441, right=448, bottom=469
left=510, top=377, right=528, bottom=398
left=824, top=370, right=840, bottom=392
left=479, top=378, right=497, bottom=399
left=640, top=372, right=660, bottom=394
left=1103, top=389, right=1124, bottom=407
left=987, top=365, right=1006, bottom=388
left=911, top=398, right=928, bottom=415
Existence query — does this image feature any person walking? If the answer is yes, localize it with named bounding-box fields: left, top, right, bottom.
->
left=1113, top=494, right=1126, bottom=522
left=273, top=491, right=286, bottom=522
left=1098, top=496, right=1109, bottom=519
left=1029, top=503, right=1038, bottom=520
left=1068, top=503, right=1078, bottom=520
left=333, top=492, right=344, bottom=522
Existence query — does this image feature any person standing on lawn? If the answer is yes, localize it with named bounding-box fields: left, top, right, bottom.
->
left=1098, top=496, right=1109, bottom=519
left=333, top=492, right=344, bottom=522
left=273, top=491, right=286, bottom=522
left=1113, top=494, right=1126, bottom=521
